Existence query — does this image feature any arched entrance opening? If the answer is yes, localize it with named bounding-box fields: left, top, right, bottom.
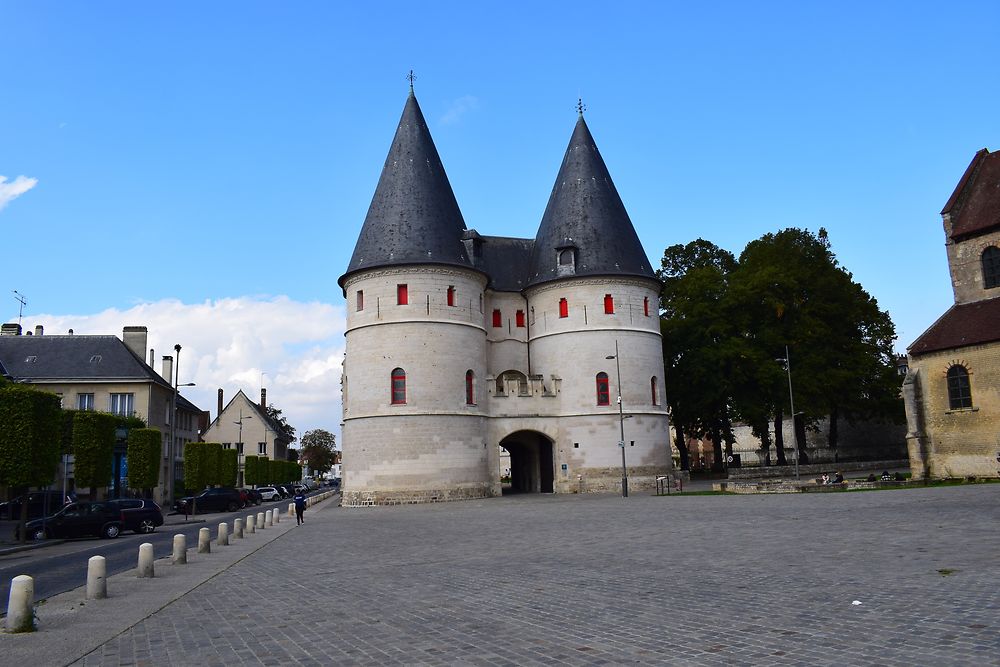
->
left=499, top=431, right=554, bottom=494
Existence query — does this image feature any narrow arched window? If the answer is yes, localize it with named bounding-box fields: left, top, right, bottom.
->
left=604, top=294, right=614, bottom=314
left=983, top=246, right=1000, bottom=289
left=651, top=376, right=658, bottom=405
left=391, top=368, right=406, bottom=404
left=447, top=285, right=456, bottom=306
left=465, top=370, right=475, bottom=405
left=946, top=365, right=972, bottom=409
left=559, top=249, right=574, bottom=265
left=643, top=296, right=650, bottom=317
left=559, top=298, right=568, bottom=318
left=596, top=372, right=610, bottom=406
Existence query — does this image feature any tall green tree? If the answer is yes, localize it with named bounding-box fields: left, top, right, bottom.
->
left=72, top=412, right=118, bottom=498
left=299, top=429, right=337, bottom=475
left=126, top=428, right=162, bottom=496
left=265, top=404, right=297, bottom=446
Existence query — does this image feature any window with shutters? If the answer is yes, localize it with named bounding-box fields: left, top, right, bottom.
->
left=558, top=298, right=568, bottom=318
left=397, top=284, right=408, bottom=305
left=596, top=372, right=610, bottom=406
left=391, top=368, right=406, bottom=404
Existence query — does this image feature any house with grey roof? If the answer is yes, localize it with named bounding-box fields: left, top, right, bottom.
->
left=202, top=387, right=293, bottom=487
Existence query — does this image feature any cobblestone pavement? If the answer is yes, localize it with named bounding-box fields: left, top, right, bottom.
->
left=75, top=485, right=1000, bottom=666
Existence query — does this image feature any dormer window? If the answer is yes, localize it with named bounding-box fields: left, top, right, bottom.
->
left=556, top=242, right=577, bottom=276
left=90, top=355, right=102, bottom=364
left=559, top=249, right=574, bottom=265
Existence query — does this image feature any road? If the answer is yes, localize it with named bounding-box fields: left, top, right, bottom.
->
left=0, top=491, right=323, bottom=607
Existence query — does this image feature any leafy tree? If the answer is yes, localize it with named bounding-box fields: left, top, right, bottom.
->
left=243, top=454, right=260, bottom=487
left=72, top=412, right=118, bottom=499
left=299, top=429, right=337, bottom=475
left=126, top=428, right=161, bottom=496
left=0, top=386, right=62, bottom=538
left=220, top=448, right=238, bottom=488
left=265, top=404, right=297, bottom=446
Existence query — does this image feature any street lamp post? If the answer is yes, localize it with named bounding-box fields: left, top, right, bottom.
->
left=235, top=411, right=253, bottom=486
left=778, top=345, right=800, bottom=480
left=606, top=340, right=628, bottom=498
left=167, top=344, right=196, bottom=505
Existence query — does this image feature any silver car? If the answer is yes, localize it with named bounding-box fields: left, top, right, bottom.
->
left=257, top=486, right=282, bottom=501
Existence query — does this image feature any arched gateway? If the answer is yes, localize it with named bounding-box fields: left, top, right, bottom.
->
left=499, top=431, right=554, bottom=494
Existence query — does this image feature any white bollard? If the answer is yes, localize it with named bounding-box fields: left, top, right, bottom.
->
left=198, top=527, right=211, bottom=554
left=257, top=512, right=265, bottom=530
left=288, top=502, right=295, bottom=517
left=273, top=508, right=280, bottom=524
left=137, top=543, right=155, bottom=578
left=86, top=555, right=107, bottom=599
left=234, top=517, right=244, bottom=539
left=6, top=575, right=35, bottom=633
left=218, top=522, right=229, bottom=546
left=172, top=534, right=187, bottom=564
left=247, top=514, right=256, bottom=534
left=265, top=509, right=273, bottom=526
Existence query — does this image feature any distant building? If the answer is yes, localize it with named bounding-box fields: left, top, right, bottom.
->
left=203, top=388, right=292, bottom=486
left=0, top=324, right=205, bottom=501
left=903, top=148, right=1000, bottom=479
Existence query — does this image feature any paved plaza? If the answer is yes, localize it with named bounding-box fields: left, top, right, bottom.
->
left=29, top=485, right=1000, bottom=665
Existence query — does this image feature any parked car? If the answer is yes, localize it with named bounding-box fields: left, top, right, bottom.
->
left=302, top=478, right=319, bottom=491
left=0, top=490, right=75, bottom=520
left=276, top=485, right=293, bottom=498
left=257, top=486, right=282, bottom=501
left=108, top=498, right=164, bottom=534
left=241, top=488, right=263, bottom=506
left=173, top=488, right=244, bottom=515
left=15, top=501, right=124, bottom=540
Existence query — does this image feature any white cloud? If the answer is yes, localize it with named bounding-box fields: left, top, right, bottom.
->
left=0, top=175, right=39, bottom=211
left=32, top=296, right=346, bottom=445
left=440, top=95, right=479, bottom=125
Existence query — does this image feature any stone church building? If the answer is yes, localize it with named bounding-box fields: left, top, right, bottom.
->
left=903, top=148, right=1000, bottom=479
left=338, top=89, right=673, bottom=506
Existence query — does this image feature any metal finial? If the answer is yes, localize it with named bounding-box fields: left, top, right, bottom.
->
left=576, top=98, right=587, bottom=116
left=407, top=70, right=416, bottom=91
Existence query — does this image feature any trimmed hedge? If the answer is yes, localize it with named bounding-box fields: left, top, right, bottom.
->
left=221, top=448, right=238, bottom=488
left=204, top=442, right=223, bottom=487
left=126, top=428, right=162, bottom=492
left=0, top=385, right=63, bottom=490
left=243, top=454, right=260, bottom=486
left=72, top=411, right=118, bottom=493
left=183, top=441, right=210, bottom=494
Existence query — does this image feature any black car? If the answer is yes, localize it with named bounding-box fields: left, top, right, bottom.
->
left=15, top=501, right=124, bottom=540
left=0, top=490, right=74, bottom=520
left=173, top=488, right=244, bottom=514
left=108, top=498, right=164, bottom=534
left=240, top=488, right=263, bottom=506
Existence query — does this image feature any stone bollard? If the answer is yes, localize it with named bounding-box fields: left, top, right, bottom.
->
left=218, top=522, right=229, bottom=546
left=198, top=527, right=211, bottom=554
left=265, top=509, right=273, bottom=526
left=247, top=514, right=256, bottom=534
left=257, top=512, right=265, bottom=530
left=288, top=502, right=295, bottom=517
left=234, top=517, right=244, bottom=539
left=137, top=543, right=155, bottom=578
left=172, top=534, right=187, bottom=564
left=87, top=555, right=107, bottom=599
left=273, top=508, right=279, bottom=524
left=6, top=575, right=35, bottom=633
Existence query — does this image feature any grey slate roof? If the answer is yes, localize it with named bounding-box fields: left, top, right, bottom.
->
left=472, top=235, right=535, bottom=292
left=339, top=92, right=476, bottom=287
left=0, top=335, right=172, bottom=388
left=526, top=115, right=656, bottom=288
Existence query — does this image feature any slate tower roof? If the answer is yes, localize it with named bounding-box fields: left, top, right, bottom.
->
left=526, top=113, right=656, bottom=288
left=339, top=91, right=475, bottom=288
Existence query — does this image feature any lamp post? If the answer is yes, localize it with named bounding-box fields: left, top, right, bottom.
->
left=777, top=345, right=800, bottom=480
left=606, top=340, right=628, bottom=498
left=235, top=411, right=253, bottom=486
left=167, top=344, right=196, bottom=504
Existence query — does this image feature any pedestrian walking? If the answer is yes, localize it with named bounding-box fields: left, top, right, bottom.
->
left=294, top=490, right=307, bottom=525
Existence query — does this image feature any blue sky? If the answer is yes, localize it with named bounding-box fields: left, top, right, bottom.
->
left=2, top=1, right=999, bottom=438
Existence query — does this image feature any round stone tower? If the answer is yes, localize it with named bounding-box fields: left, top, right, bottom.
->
left=338, top=89, right=492, bottom=507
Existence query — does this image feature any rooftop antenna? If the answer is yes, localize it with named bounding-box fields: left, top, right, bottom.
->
left=406, top=69, right=416, bottom=92
left=12, top=290, right=26, bottom=327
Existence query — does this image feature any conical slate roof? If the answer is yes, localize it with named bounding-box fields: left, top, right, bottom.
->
left=339, top=92, right=473, bottom=287
left=526, top=114, right=656, bottom=287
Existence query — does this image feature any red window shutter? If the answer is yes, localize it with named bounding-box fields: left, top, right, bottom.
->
left=559, top=298, right=568, bottom=318
left=643, top=296, right=649, bottom=317
left=604, top=294, right=614, bottom=314
left=515, top=310, right=525, bottom=328
left=492, top=309, right=502, bottom=327
left=391, top=368, right=406, bottom=404
left=596, top=373, right=610, bottom=406
left=397, top=284, right=408, bottom=305
left=447, top=286, right=455, bottom=307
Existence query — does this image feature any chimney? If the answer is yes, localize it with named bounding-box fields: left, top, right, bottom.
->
left=122, top=326, right=148, bottom=360
left=1, top=323, right=22, bottom=336
left=149, top=349, right=155, bottom=367
left=34, top=325, right=43, bottom=336
left=260, top=388, right=267, bottom=410
left=162, top=355, right=174, bottom=384
left=217, top=389, right=224, bottom=419
left=68, top=328, right=74, bottom=335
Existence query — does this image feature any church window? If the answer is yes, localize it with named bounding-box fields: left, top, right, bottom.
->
left=559, top=298, right=568, bottom=318
left=492, top=309, right=502, bottom=327
left=465, top=370, right=475, bottom=405
left=596, top=373, right=610, bottom=406
left=397, top=284, right=408, bottom=305
left=983, top=246, right=1000, bottom=289
left=356, top=290, right=364, bottom=311
left=447, top=285, right=455, bottom=306
left=643, top=296, right=650, bottom=317
left=651, top=376, right=658, bottom=405
left=559, top=249, right=574, bottom=266
left=391, top=368, right=406, bottom=404
left=515, top=310, right=525, bottom=327
left=604, top=294, right=614, bottom=314
left=946, top=365, right=972, bottom=410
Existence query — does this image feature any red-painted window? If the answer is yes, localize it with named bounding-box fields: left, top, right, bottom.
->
left=391, top=368, right=406, bottom=404
left=651, top=376, right=658, bottom=405
left=596, top=372, right=610, bottom=406
left=465, top=370, right=475, bottom=405
left=356, top=290, right=364, bottom=312
left=558, top=298, right=568, bottom=318
left=604, top=294, right=614, bottom=314
left=447, top=286, right=455, bottom=307
left=397, top=284, right=408, bottom=305
left=492, top=309, right=502, bottom=327
left=643, top=296, right=649, bottom=317
left=515, top=310, right=525, bottom=328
